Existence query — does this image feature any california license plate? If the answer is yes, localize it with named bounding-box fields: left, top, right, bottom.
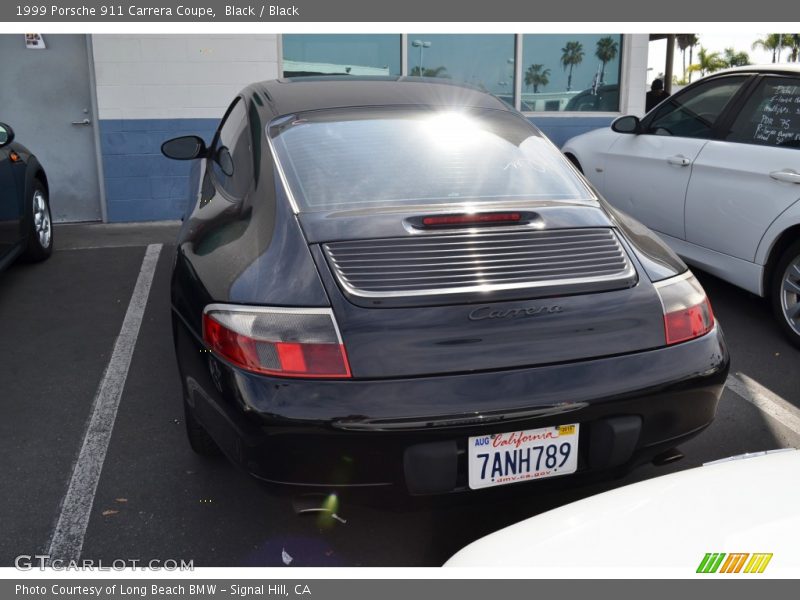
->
left=468, top=424, right=580, bottom=489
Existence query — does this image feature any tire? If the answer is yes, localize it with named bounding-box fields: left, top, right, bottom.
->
left=770, top=239, right=800, bottom=349
left=183, top=398, right=222, bottom=457
left=21, top=180, right=53, bottom=262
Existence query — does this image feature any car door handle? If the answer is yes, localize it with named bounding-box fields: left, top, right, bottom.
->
left=71, top=118, right=92, bottom=126
left=667, top=155, right=692, bottom=167
left=769, top=169, right=800, bottom=184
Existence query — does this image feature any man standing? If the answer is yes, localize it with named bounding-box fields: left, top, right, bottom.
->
left=646, top=79, right=670, bottom=112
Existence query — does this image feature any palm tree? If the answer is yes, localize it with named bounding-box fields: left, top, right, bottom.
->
left=524, top=63, right=551, bottom=93
left=687, top=35, right=700, bottom=82
left=595, top=37, right=619, bottom=84
left=409, top=65, right=449, bottom=78
left=722, top=47, right=750, bottom=67
left=560, top=41, right=585, bottom=91
left=676, top=34, right=699, bottom=82
left=752, top=34, right=784, bottom=63
left=687, top=47, right=727, bottom=78
left=784, top=34, right=800, bottom=62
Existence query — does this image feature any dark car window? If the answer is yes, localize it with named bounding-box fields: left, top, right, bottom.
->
left=726, top=77, right=800, bottom=148
left=646, top=76, right=747, bottom=139
left=211, top=98, right=253, bottom=199
left=268, top=108, right=591, bottom=211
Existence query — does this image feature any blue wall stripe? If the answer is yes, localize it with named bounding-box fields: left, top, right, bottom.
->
left=99, top=118, right=217, bottom=223
left=99, top=115, right=612, bottom=222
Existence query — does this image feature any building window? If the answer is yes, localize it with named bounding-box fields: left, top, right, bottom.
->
left=521, top=34, right=623, bottom=112
left=282, top=34, right=402, bottom=77
left=280, top=34, right=624, bottom=113
left=405, top=34, right=516, bottom=106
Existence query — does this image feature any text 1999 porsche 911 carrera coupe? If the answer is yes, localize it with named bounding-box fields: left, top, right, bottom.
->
left=161, top=77, right=729, bottom=495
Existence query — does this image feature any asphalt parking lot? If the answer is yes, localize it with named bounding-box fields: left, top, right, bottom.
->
left=1, top=222, right=799, bottom=568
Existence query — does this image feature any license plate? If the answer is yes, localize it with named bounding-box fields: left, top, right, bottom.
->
left=468, top=424, right=580, bottom=489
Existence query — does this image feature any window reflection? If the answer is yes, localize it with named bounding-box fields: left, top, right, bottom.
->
left=405, top=34, right=516, bottom=99
left=282, top=34, right=402, bottom=77
left=522, top=34, right=622, bottom=112
left=281, top=34, right=624, bottom=113
left=270, top=108, right=590, bottom=211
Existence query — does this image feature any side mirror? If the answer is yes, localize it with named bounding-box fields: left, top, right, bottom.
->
left=161, top=135, right=207, bottom=160
left=0, top=122, right=15, bottom=147
left=611, top=115, right=641, bottom=135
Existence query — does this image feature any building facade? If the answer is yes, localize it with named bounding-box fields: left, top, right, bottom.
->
left=0, top=33, right=649, bottom=223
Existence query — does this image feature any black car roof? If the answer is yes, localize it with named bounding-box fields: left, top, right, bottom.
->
left=250, top=76, right=511, bottom=116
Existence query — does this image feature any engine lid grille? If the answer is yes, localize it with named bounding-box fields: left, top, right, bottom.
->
left=322, top=228, right=637, bottom=304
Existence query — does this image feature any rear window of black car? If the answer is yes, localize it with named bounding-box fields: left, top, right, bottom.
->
left=268, top=107, right=592, bottom=211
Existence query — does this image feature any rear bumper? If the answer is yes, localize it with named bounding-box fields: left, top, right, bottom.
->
left=175, top=315, right=729, bottom=495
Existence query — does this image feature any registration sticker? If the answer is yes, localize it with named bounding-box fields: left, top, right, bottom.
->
left=468, top=424, right=580, bottom=489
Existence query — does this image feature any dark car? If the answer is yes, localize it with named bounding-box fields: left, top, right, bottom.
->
left=0, top=122, right=52, bottom=270
left=161, top=77, right=729, bottom=496
left=564, top=84, right=620, bottom=112
left=497, top=94, right=536, bottom=112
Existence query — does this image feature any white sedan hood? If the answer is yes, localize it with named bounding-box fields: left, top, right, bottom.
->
left=445, top=449, right=800, bottom=574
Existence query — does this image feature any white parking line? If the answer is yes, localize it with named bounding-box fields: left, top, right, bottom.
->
left=727, top=372, right=800, bottom=438
left=60, top=244, right=160, bottom=251
left=47, top=243, right=162, bottom=562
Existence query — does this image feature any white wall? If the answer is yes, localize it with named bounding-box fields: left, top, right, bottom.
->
left=621, top=34, right=649, bottom=117
left=91, top=34, right=279, bottom=120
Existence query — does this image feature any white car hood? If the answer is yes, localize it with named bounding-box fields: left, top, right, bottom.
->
left=445, top=449, right=800, bottom=573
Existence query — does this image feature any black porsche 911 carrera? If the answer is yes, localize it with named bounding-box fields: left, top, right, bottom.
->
left=0, top=122, right=52, bottom=271
left=162, top=77, right=729, bottom=495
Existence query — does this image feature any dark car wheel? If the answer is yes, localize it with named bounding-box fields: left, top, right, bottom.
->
left=183, top=398, right=222, bottom=457
left=21, top=180, right=53, bottom=262
left=771, top=240, right=800, bottom=349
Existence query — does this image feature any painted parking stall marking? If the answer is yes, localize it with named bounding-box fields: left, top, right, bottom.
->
left=726, top=372, right=800, bottom=438
left=468, top=424, right=580, bottom=489
left=47, top=244, right=162, bottom=561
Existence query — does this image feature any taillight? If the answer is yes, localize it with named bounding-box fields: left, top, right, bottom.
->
left=202, top=305, right=351, bottom=379
left=655, top=272, right=715, bottom=345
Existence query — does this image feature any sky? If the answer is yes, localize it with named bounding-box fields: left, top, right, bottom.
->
left=647, top=33, right=795, bottom=85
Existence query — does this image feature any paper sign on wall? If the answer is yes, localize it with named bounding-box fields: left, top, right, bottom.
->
left=25, top=34, right=46, bottom=49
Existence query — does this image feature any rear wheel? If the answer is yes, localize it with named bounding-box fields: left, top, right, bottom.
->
left=771, top=240, right=800, bottom=348
left=183, top=398, right=222, bottom=457
left=21, top=180, right=53, bottom=262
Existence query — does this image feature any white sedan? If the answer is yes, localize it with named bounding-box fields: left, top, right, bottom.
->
left=445, top=449, right=800, bottom=575
left=562, top=66, right=800, bottom=347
